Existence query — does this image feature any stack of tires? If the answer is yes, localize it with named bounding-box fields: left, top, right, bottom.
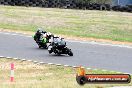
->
left=0, top=0, right=110, bottom=10
left=1, top=0, right=131, bottom=13
left=0, top=0, right=11, bottom=5
left=112, top=5, right=132, bottom=12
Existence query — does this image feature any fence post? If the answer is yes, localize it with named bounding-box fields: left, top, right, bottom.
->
left=10, top=63, right=14, bottom=82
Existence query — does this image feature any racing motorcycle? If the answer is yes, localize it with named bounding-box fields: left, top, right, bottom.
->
left=33, top=29, right=50, bottom=49
left=48, top=37, right=73, bottom=56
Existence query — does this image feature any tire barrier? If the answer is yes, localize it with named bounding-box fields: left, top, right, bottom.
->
left=112, top=5, right=132, bottom=12
left=0, top=0, right=131, bottom=13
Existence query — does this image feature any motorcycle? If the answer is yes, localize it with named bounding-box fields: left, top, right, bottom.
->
left=33, top=33, right=49, bottom=49
left=48, top=37, right=73, bottom=56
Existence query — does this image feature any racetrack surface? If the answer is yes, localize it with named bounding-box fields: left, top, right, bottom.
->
left=0, top=32, right=132, bottom=73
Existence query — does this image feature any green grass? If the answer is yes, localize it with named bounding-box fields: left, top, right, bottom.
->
left=0, top=58, right=132, bottom=88
left=0, top=5, right=132, bottom=42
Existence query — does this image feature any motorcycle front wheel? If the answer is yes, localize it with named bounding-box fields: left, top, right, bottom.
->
left=66, top=48, right=73, bottom=56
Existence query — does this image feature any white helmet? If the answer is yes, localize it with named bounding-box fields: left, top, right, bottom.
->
left=54, top=35, right=58, bottom=37
left=47, top=32, right=51, bottom=36
left=43, top=34, right=47, bottom=37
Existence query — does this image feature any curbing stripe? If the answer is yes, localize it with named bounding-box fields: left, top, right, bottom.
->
left=48, top=63, right=54, bottom=65
left=0, top=56, right=4, bottom=58
left=56, top=64, right=62, bottom=66
left=39, top=62, right=45, bottom=64
left=33, top=61, right=38, bottom=63
left=12, top=58, right=18, bottom=60
left=0, top=55, right=130, bottom=74
left=27, top=60, right=32, bottom=62
left=73, top=66, right=78, bottom=68
left=21, top=59, right=26, bottom=61
left=64, top=65, right=69, bottom=67
left=6, top=57, right=12, bottom=59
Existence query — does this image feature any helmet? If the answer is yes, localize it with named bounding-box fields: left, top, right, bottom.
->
left=47, top=32, right=51, bottom=36
left=43, top=34, right=47, bottom=38
left=37, top=28, right=43, bottom=33
left=53, top=35, right=58, bottom=38
left=37, top=28, right=46, bottom=33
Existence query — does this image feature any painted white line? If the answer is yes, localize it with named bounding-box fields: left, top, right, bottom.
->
left=0, top=56, right=4, bottom=58
left=73, top=66, right=78, bottom=68
left=1, top=31, right=132, bottom=49
left=13, top=58, right=18, bottom=60
left=67, top=40, right=132, bottom=49
left=21, top=59, right=26, bottom=61
left=0, top=56, right=128, bottom=74
left=39, top=62, right=45, bottom=64
left=0, top=32, right=18, bottom=35
left=0, top=32, right=29, bottom=37
left=64, top=65, right=69, bottom=67
left=27, top=60, right=32, bottom=62
left=6, top=57, right=12, bottom=59
left=33, top=61, right=38, bottom=63
left=48, top=63, right=54, bottom=65
left=56, top=64, right=62, bottom=66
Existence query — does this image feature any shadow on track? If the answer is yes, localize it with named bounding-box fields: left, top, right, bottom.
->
left=28, top=47, right=47, bottom=51
left=48, top=54, right=73, bottom=57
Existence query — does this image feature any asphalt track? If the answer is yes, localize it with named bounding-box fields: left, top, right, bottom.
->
left=0, top=31, right=132, bottom=73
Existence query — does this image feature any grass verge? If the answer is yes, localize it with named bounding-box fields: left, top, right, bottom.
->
left=0, top=5, right=132, bottom=43
left=0, top=58, right=132, bottom=88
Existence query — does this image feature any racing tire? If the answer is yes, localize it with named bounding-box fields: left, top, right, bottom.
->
left=67, top=48, right=73, bottom=56
left=42, top=45, right=47, bottom=49
left=100, top=5, right=106, bottom=10
left=48, top=50, right=52, bottom=54
left=39, top=45, right=42, bottom=48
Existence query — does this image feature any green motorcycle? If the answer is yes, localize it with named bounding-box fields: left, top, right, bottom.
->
left=33, top=34, right=48, bottom=49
